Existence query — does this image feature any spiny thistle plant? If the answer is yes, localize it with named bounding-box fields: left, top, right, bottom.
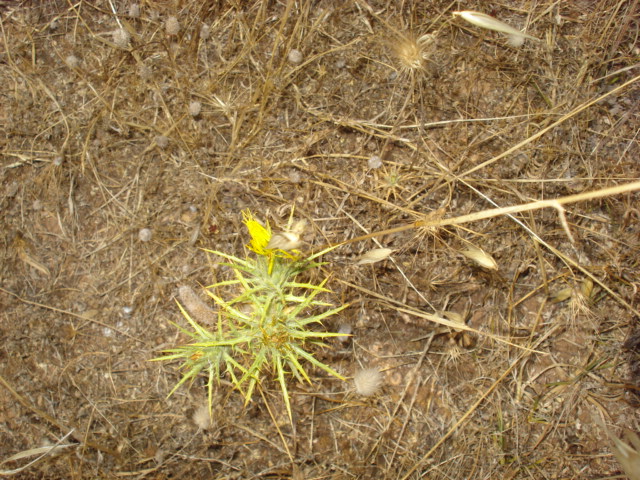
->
left=154, top=210, right=347, bottom=420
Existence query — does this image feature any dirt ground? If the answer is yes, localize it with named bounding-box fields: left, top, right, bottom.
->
left=1, top=1, right=639, bottom=479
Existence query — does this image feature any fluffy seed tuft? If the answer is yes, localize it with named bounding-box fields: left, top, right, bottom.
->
left=189, top=100, right=202, bottom=117
left=192, top=405, right=214, bottom=430
left=287, top=49, right=303, bottom=65
left=113, top=28, right=130, bottom=49
left=368, top=155, right=382, bottom=169
left=128, top=3, right=140, bottom=18
left=200, top=23, right=211, bottom=41
left=155, top=135, right=169, bottom=149
left=65, top=55, right=80, bottom=68
left=353, top=367, right=383, bottom=396
left=138, top=228, right=152, bottom=242
left=165, top=16, right=180, bottom=36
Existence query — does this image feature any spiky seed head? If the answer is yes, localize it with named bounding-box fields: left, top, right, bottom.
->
left=391, top=33, right=433, bottom=73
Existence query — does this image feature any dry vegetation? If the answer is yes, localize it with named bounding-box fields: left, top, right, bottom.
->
left=1, top=0, right=639, bottom=478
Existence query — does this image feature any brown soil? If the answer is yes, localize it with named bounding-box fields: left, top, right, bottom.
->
left=1, top=1, right=639, bottom=479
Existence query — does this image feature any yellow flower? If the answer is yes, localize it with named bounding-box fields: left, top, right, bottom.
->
left=242, top=210, right=272, bottom=256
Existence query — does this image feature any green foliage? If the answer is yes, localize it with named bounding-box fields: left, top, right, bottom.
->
left=153, top=211, right=346, bottom=420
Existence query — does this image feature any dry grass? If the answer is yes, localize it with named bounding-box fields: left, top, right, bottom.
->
left=1, top=0, right=639, bottom=478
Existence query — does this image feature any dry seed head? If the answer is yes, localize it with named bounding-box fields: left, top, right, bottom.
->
left=391, top=33, right=433, bottom=73
left=65, top=55, right=80, bottom=68
left=357, top=248, right=393, bottom=265
left=368, top=155, right=382, bottom=169
left=189, top=100, right=202, bottom=117
left=155, top=135, right=169, bottom=149
left=138, top=63, right=151, bottom=80
left=266, top=231, right=302, bottom=251
left=113, top=28, right=130, bottom=48
left=165, top=16, right=180, bottom=36
left=353, top=367, right=383, bottom=396
left=192, top=405, right=214, bottom=430
left=178, top=286, right=216, bottom=325
left=128, top=4, right=140, bottom=18
left=452, top=11, right=538, bottom=47
left=138, top=228, right=152, bottom=242
left=336, top=323, right=352, bottom=344
left=200, top=23, right=211, bottom=41
left=288, top=49, right=303, bottom=65
left=461, top=245, right=498, bottom=270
